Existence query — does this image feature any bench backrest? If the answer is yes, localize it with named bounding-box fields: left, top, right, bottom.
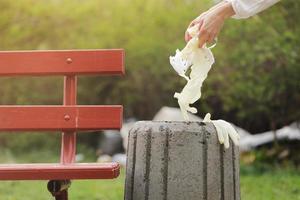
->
left=0, top=49, right=124, bottom=164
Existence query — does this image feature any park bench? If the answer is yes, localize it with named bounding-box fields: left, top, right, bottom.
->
left=0, top=49, right=124, bottom=200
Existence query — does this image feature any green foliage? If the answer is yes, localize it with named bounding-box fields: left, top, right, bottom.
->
left=209, top=0, right=300, bottom=132
left=0, top=0, right=299, bottom=135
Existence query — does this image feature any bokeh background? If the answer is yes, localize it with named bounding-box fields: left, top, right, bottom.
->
left=0, top=0, right=299, bottom=199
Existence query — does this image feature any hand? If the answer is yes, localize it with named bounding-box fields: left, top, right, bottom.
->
left=185, top=1, right=235, bottom=48
left=185, top=12, right=207, bottom=43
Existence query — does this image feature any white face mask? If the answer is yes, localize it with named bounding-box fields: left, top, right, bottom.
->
left=169, top=24, right=239, bottom=148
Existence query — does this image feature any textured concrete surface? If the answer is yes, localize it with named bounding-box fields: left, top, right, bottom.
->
left=124, top=121, right=240, bottom=200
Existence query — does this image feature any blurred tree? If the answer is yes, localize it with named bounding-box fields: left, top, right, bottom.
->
left=0, top=0, right=299, bottom=135
left=207, top=0, right=300, bottom=132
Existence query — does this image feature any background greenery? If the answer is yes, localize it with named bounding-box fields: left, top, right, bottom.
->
left=0, top=0, right=299, bottom=199
left=0, top=165, right=300, bottom=200
left=0, top=0, right=299, bottom=132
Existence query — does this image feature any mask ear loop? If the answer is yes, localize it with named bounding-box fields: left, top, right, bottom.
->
left=207, top=37, right=218, bottom=49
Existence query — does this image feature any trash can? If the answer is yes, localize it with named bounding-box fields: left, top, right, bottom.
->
left=124, top=121, right=240, bottom=200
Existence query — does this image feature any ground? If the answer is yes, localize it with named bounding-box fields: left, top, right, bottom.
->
left=0, top=167, right=299, bottom=200
left=241, top=169, right=300, bottom=200
left=0, top=142, right=298, bottom=200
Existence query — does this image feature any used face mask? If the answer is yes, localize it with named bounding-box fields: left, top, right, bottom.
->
left=169, top=24, right=239, bottom=148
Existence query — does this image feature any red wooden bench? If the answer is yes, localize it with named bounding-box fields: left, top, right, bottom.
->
left=0, top=49, right=125, bottom=200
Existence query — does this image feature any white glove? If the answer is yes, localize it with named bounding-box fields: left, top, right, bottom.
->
left=170, top=24, right=239, bottom=148
left=169, top=24, right=201, bottom=80
left=203, top=113, right=240, bottom=148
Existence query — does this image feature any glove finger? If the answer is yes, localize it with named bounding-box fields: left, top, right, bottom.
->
left=214, top=122, right=225, bottom=144
left=227, top=125, right=239, bottom=145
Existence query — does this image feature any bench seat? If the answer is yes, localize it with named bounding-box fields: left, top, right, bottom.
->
left=0, top=163, right=120, bottom=180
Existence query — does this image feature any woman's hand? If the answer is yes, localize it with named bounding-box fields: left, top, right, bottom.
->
left=185, top=1, right=235, bottom=48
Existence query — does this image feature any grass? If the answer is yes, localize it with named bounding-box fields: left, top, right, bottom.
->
left=0, top=143, right=299, bottom=200
left=0, top=171, right=125, bottom=200
left=241, top=168, right=300, bottom=200
left=0, top=166, right=299, bottom=200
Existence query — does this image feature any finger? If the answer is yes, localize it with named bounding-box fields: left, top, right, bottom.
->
left=198, top=32, right=208, bottom=48
left=185, top=20, right=196, bottom=42
left=187, top=106, right=197, bottom=113
left=226, top=124, right=239, bottom=145
left=207, top=33, right=215, bottom=44
left=185, top=31, right=193, bottom=42
left=228, top=131, right=239, bottom=146
left=185, top=20, right=203, bottom=42
left=229, top=131, right=239, bottom=146
left=187, top=20, right=203, bottom=36
left=221, top=121, right=239, bottom=145
left=189, top=20, right=197, bottom=28
left=214, top=122, right=225, bottom=144
left=198, top=23, right=210, bottom=47
left=221, top=122, right=230, bottom=149
left=185, top=32, right=189, bottom=42
left=203, top=113, right=211, bottom=122
left=237, top=131, right=241, bottom=140
left=191, top=20, right=203, bottom=35
left=197, top=20, right=204, bottom=32
left=197, top=20, right=203, bottom=29
left=217, top=130, right=224, bottom=144
left=224, top=131, right=230, bottom=149
left=189, top=16, right=203, bottom=28
left=187, top=20, right=198, bottom=31
left=178, top=103, right=189, bottom=121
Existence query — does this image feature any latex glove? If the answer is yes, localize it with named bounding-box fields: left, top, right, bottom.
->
left=203, top=113, right=240, bottom=148
left=172, top=43, right=215, bottom=120
left=169, top=50, right=191, bottom=81
left=170, top=23, right=214, bottom=121
left=169, top=24, right=201, bottom=80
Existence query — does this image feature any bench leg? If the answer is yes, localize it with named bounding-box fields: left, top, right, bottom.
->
left=47, top=180, right=71, bottom=200
left=54, top=190, right=68, bottom=200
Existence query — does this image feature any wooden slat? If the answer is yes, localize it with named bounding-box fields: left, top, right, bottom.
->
left=0, top=49, right=124, bottom=76
left=0, top=105, right=122, bottom=131
left=0, top=163, right=120, bottom=180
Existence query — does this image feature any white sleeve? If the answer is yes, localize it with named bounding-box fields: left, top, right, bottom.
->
left=226, top=0, right=280, bottom=19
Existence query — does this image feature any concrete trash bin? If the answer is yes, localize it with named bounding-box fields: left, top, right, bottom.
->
left=124, top=121, right=240, bottom=200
